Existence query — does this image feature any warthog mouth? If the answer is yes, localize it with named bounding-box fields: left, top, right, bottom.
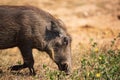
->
left=57, top=63, right=70, bottom=75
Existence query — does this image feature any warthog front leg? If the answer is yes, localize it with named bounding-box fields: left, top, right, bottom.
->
left=9, top=43, right=36, bottom=75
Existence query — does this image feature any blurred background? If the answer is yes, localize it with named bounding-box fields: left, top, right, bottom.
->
left=0, top=0, right=120, bottom=79
left=0, top=0, right=119, bottom=51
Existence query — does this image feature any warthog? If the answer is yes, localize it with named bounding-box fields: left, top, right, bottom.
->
left=0, top=6, right=72, bottom=75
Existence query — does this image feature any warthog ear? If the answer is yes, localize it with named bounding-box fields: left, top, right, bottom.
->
left=46, top=21, right=59, bottom=32
left=46, top=21, right=65, bottom=38
left=46, top=21, right=57, bottom=31
left=51, top=21, right=63, bottom=37
left=51, top=21, right=58, bottom=31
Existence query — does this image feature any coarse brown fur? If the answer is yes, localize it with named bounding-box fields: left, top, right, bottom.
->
left=0, top=5, right=72, bottom=75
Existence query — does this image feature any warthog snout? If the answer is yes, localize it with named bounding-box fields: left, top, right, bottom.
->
left=58, top=62, right=71, bottom=75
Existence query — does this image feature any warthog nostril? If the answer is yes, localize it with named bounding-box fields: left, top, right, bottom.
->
left=61, top=63, right=68, bottom=70
left=60, top=63, right=68, bottom=71
left=61, top=63, right=71, bottom=75
left=57, top=62, right=71, bottom=75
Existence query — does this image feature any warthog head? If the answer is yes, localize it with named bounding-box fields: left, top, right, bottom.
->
left=45, top=20, right=72, bottom=74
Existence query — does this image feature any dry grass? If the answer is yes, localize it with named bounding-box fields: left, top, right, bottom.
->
left=0, top=0, right=120, bottom=80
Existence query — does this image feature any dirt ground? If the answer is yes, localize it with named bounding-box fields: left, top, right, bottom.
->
left=0, top=0, right=120, bottom=80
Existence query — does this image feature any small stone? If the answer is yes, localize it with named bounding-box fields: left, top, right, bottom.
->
left=117, top=15, right=120, bottom=20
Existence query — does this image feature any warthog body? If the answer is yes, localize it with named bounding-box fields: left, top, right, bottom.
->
left=0, top=6, right=72, bottom=75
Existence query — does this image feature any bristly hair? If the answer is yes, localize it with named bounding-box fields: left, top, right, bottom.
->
left=0, top=5, right=71, bottom=41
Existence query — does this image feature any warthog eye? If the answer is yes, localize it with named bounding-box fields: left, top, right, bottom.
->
left=63, top=37, right=68, bottom=45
